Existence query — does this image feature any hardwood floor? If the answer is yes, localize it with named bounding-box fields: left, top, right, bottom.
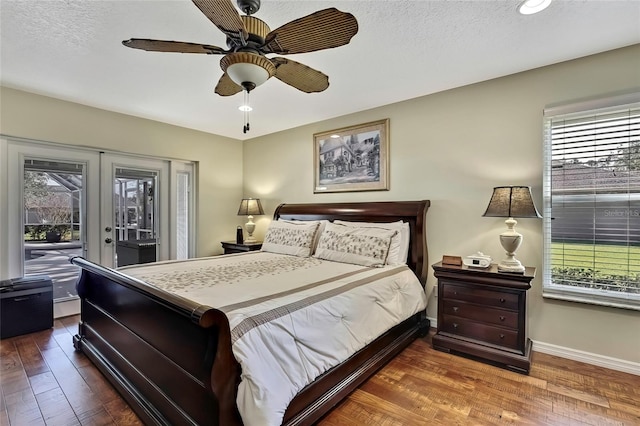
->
left=1, top=316, right=638, bottom=425
left=0, top=316, right=141, bottom=426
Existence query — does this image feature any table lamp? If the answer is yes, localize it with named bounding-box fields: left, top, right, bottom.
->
left=483, top=186, right=541, bottom=273
left=237, top=198, right=264, bottom=243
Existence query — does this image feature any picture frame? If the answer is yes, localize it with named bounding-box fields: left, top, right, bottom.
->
left=313, top=118, right=389, bottom=193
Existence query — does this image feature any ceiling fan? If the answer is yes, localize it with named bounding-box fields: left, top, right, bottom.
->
left=123, top=0, right=359, bottom=133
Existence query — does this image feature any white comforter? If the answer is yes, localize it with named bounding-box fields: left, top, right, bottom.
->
left=120, top=252, right=427, bottom=426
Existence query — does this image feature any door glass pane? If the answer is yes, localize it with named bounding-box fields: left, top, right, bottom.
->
left=114, top=167, right=158, bottom=267
left=23, top=159, right=83, bottom=302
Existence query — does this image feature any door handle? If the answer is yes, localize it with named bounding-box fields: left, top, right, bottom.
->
left=105, top=238, right=113, bottom=244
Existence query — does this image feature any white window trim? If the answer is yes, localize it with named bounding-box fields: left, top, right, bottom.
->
left=542, top=91, right=640, bottom=311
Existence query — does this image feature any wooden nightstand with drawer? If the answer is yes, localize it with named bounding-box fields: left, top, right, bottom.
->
left=432, top=261, right=536, bottom=374
left=221, top=241, right=262, bottom=254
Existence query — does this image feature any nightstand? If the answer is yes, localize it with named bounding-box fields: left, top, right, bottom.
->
left=431, top=261, right=536, bottom=374
left=221, top=241, right=262, bottom=254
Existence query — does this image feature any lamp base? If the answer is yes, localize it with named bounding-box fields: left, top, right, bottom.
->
left=497, top=257, right=525, bottom=273
left=244, top=216, right=256, bottom=244
left=498, top=218, right=525, bottom=273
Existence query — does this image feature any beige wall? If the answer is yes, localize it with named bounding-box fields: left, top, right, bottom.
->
left=0, top=87, right=244, bottom=256
left=2, top=45, right=638, bottom=364
left=243, top=44, right=640, bottom=363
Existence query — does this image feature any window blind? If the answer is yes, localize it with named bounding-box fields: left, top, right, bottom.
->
left=543, top=94, right=640, bottom=309
left=176, top=171, right=189, bottom=260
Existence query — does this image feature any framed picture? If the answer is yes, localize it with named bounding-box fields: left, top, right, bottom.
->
left=313, top=118, right=389, bottom=193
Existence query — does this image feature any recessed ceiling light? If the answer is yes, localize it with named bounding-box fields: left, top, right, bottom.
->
left=238, top=105, right=252, bottom=112
left=518, top=0, right=552, bottom=15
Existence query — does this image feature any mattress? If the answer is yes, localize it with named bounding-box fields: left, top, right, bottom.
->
left=120, top=251, right=427, bottom=426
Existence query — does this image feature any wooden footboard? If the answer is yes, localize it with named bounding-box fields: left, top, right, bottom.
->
left=71, top=256, right=242, bottom=426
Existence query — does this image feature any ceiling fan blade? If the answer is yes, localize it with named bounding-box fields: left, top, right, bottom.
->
left=215, top=72, right=243, bottom=96
left=192, top=0, right=248, bottom=42
left=264, top=8, right=358, bottom=55
left=271, top=57, right=329, bottom=93
left=122, top=39, right=227, bottom=54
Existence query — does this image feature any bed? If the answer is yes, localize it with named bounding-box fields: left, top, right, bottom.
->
left=70, top=200, right=430, bottom=425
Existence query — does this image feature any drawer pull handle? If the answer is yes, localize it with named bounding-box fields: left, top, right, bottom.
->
left=499, top=298, right=506, bottom=303
left=453, top=291, right=458, bottom=296
left=453, top=307, right=459, bottom=312
left=499, top=316, right=505, bottom=321
left=499, top=334, right=505, bottom=339
left=453, top=323, right=458, bottom=329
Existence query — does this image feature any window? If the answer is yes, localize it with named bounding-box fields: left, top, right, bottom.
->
left=543, top=92, right=640, bottom=310
left=170, top=161, right=195, bottom=260
left=175, top=170, right=191, bottom=260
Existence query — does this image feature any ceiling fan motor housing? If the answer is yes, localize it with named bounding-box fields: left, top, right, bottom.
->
left=235, top=16, right=270, bottom=47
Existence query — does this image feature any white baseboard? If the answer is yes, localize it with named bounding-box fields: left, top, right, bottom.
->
left=426, top=317, right=639, bottom=376
left=427, top=316, right=437, bottom=328
left=531, top=340, right=640, bottom=376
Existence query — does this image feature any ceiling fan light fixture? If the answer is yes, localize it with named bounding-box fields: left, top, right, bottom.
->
left=220, top=52, right=275, bottom=90
left=518, top=0, right=552, bottom=15
left=227, top=63, right=268, bottom=89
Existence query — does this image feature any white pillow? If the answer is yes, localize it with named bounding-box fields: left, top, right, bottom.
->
left=333, top=220, right=410, bottom=265
left=278, top=219, right=330, bottom=254
left=313, top=222, right=397, bottom=267
left=261, top=220, right=320, bottom=257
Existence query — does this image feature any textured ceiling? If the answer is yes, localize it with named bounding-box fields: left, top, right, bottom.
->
left=1, top=1, right=639, bottom=141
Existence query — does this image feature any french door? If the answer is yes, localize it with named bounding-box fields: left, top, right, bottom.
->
left=5, top=142, right=100, bottom=316
left=100, top=153, right=169, bottom=267
left=2, top=138, right=194, bottom=317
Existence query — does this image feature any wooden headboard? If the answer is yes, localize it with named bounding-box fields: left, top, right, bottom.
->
left=274, top=200, right=431, bottom=286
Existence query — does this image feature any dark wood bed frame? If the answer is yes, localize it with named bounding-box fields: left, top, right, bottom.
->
left=70, top=200, right=430, bottom=425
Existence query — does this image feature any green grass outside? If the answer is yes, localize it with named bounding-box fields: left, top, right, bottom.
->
left=551, top=242, right=640, bottom=275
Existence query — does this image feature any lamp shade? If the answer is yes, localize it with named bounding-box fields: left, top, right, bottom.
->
left=482, top=186, right=541, bottom=218
left=237, top=198, right=264, bottom=216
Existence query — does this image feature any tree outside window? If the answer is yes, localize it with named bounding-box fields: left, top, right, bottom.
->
left=24, top=171, right=72, bottom=242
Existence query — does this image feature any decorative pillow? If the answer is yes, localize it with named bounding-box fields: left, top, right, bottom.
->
left=333, top=220, right=410, bottom=265
left=279, top=219, right=330, bottom=254
left=261, top=220, right=320, bottom=257
left=313, top=223, right=397, bottom=267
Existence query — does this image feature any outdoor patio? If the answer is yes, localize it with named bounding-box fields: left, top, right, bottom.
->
left=24, top=241, right=82, bottom=300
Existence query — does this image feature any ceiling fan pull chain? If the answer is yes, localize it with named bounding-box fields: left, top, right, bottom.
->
left=243, top=90, right=251, bottom=133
